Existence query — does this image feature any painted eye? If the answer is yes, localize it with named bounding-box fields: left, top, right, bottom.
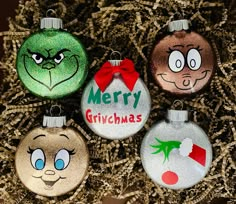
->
left=30, top=149, right=45, bottom=170
left=54, top=53, right=64, bottom=64
left=54, top=149, right=70, bottom=170
left=187, top=49, right=202, bottom=70
left=32, top=54, right=43, bottom=64
left=168, top=50, right=185, bottom=72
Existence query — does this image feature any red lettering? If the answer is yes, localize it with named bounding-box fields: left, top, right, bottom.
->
left=129, top=114, right=135, bottom=123
left=121, top=116, right=128, bottom=123
left=108, top=116, right=113, bottom=124
left=102, top=115, right=108, bottom=124
left=136, top=114, right=142, bottom=122
left=114, top=113, right=120, bottom=124
left=98, top=113, right=101, bottom=123
left=85, top=109, right=93, bottom=123
left=85, top=110, right=142, bottom=124
left=94, top=115, right=98, bottom=123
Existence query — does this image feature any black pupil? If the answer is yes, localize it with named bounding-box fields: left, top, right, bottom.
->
left=55, top=54, right=62, bottom=60
left=176, top=59, right=182, bottom=68
left=190, top=59, right=196, bottom=67
left=35, top=55, right=41, bottom=60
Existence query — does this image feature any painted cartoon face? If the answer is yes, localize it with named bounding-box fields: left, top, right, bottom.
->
left=151, top=31, right=215, bottom=95
left=16, top=29, right=88, bottom=99
left=140, top=121, right=212, bottom=189
left=15, top=127, right=89, bottom=197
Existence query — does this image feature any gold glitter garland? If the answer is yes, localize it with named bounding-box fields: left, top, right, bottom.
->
left=0, top=0, right=235, bottom=203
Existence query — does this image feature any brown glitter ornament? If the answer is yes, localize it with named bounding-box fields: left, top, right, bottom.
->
left=151, top=20, right=216, bottom=95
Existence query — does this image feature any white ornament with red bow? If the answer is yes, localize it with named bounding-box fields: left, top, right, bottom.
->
left=81, top=57, right=151, bottom=140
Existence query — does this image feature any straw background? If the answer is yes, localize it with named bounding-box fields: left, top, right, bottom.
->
left=0, top=0, right=235, bottom=203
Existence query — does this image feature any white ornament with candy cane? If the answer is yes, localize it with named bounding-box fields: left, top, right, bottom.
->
left=141, top=109, right=212, bottom=189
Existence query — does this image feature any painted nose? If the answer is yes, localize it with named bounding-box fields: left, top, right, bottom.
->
left=182, top=73, right=191, bottom=78
left=45, top=170, right=56, bottom=175
left=42, top=62, right=55, bottom=70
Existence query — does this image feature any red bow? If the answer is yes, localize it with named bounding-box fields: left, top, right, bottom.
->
left=94, top=58, right=139, bottom=92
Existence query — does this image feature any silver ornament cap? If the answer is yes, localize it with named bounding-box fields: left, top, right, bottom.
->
left=43, top=115, right=66, bottom=127
left=168, top=19, right=190, bottom=32
left=108, top=60, right=122, bottom=66
left=167, top=110, right=188, bottom=122
left=40, top=17, right=63, bottom=29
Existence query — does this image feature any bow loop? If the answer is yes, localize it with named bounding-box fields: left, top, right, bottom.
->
left=94, top=58, right=139, bottom=92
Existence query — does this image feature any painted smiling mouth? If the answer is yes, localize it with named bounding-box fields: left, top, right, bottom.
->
left=157, top=70, right=210, bottom=91
left=32, top=175, right=66, bottom=190
left=42, top=178, right=60, bottom=188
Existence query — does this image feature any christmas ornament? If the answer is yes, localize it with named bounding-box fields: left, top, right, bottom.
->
left=151, top=19, right=215, bottom=95
left=16, top=15, right=88, bottom=99
left=15, top=110, right=89, bottom=197
left=140, top=109, right=212, bottom=189
left=81, top=55, right=151, bottom=140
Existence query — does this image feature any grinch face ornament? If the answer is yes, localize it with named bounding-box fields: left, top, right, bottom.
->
left=15, top=116, right=89, bottom=197
left=141, top=110, right=212, bottom=189
left=16, top=17, right=88, bottom=99
left=81, top=59, right=151, bottom=140
left=151, top=20, right=215, bottom=95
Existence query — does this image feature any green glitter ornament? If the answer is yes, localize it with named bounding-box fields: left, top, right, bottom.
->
left=16, top=17, right=88, bottom=99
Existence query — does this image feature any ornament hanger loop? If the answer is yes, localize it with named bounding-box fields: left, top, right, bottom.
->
left=174, top=10, right=185, bottom=19
left=50, top=104, right=62, bottom=116
left=110, top=51, right=122, bottom=60
left=172, top=100, right=184, bottom=110
left=46, top=9, right=57, bottom=17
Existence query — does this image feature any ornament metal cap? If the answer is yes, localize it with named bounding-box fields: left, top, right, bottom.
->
left=40, top=17, right=63, bottom=29
left=167, top=110, right=188, bottom=122
left=168, top=19, right=190, bottom=32
left=43, top=115, right=66, bottom=127
left=108, top=60, right=122, bottom=66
